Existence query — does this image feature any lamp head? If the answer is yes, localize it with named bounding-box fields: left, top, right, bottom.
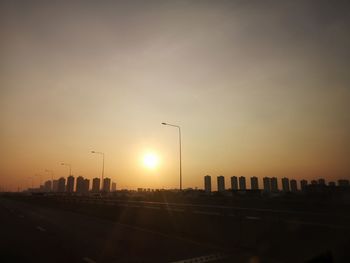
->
left=161, top=122, right=167, bottom=125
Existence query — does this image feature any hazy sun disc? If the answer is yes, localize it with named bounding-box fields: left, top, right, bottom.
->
left=143, top=153, right=159, bottom=169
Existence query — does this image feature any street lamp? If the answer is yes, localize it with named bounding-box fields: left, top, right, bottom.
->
left=61, top=162, right=72, bottom=176
left=161, top=122, right=182, bottom=191
left=91, top=151, right=105, bottom=190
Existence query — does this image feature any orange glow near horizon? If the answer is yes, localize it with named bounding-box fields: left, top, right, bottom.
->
left=1, top=1, right=350, bottom=191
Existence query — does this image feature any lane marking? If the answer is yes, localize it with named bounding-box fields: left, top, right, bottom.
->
left=36, top=226, right=46, bottom=232
left=82, top=257, right=96, bottom=263
left=171, top=253, right=228, bottom=263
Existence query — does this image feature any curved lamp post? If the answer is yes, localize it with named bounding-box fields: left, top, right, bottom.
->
left=161, top=122, right=182, bottom=191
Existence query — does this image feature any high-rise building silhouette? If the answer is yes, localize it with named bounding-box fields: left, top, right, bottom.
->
left=92, top=178, right=100, bottom=192
left=66, top=175, right=75, bottom=193
left=76, top=176, right=85, bottom=193
left=300, top=179, right=308, bottom=191
left=282, top=177, right=290, bottom=192
left=217, top=176, right=225, bottom=192
left=230, top=176, right=238, bottom=190
left=250, top=176, right=259, bottom=190
left=290, top=179, right=298, bottom=193
left=318, top=178, right=326, bottom=185
left=263, top=177, right=271, bottom=192
left=44, top=180, right=52, bottom=192
left=83, top=179, right=90, bottom=193
left=271, top=177, right=278, bottom=192
left=311, top=180, right=317, bottom=185
left=204, top=175, right=211, bottom=193
left=239, top=176, right=246, bottom=190
left=57, top=177, right=66, bottom=192
left=112, top=182, right=116, bottom=192
left=103, top=178, right=111, bottom=192
left=52, top=180, right=59, bottom=192
left=338, top=179, right=350, bottom=187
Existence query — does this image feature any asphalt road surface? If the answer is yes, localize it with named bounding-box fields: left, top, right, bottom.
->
left=1, top=197, right=350, bottom=263
left=0, top=198, right=246, bottom=263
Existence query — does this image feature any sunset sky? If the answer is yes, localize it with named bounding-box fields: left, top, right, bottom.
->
left=1, top=0, right=350, bottom=191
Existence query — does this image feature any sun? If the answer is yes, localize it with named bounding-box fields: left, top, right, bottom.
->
left=143, top=153, right=159, bottom=169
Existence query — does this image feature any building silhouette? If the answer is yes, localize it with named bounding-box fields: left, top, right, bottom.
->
left=263, top=177, right=271, bottom=192
left=204, top=175, right=211, bottom=193
left=282, top=177, right=290, bottom=192
left=66, top=175, right=75, bottom=193
left=231, top=176, right=238, bottom=190
left=83, top=179, right=90, bottom=193
left=217, top=176, right=225, bottom=192
left=318, top=178, right=326, bottom=185
left=263, top=177, right=271, bottom=193
left=112, top=182, right=116, bottom=192
left=338, top=179, right=349, bottom=187
left=76, top=176, right=85, bottom=194
left=52, top=180, right=59, bottom=192
left=300, top=179, right=308, bottom=191
left=251, top=176, right=259, bottom=190
left=239, top=176, right=246, bottom=190
left=92, top=178, right=100, bottom=192
left=103, top=178, right=111, bottom=192
left=271, top=177, right=278, bottom=192
left=290, top=179, right=298, bottom=193
left=57, top=177, right=66, bottom=193
left=44, top=180, right=52, bottom=192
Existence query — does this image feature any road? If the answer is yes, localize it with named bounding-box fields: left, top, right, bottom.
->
left=0, top=198, right=244, bottom=263
left=1, top=196, right=350, bottom=263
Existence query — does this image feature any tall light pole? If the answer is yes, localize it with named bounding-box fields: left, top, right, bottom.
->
left=61, top=162, right=72, bottom=176
left=161, top=122, right=182, bottom=191
left=91, top=151, right=104, bottom=190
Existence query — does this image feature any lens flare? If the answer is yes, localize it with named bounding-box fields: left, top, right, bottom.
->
left=143, top=153, right=159, bottom=169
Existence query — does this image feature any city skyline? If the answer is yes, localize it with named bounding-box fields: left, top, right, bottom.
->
left=4, top=145, right=350, bottom=192
left=1, top=1, right=350, bottom=191
left=19, top=173, right=350, bottom=193
left=1, top=2, right=350, bottom=262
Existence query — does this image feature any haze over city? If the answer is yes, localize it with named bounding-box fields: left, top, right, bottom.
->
left=2, top=1, right=350, bottom=263
left=1, top=0, right=350, bottom=191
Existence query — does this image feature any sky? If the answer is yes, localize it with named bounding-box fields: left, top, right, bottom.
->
left=1, top=0, right=350, bottom=191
